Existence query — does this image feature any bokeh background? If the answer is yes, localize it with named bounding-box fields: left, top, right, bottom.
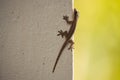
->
left=74, top=0, right=120, bottom=80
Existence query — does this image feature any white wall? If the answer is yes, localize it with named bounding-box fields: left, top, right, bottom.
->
left=0, top=0, right=73, bottom=80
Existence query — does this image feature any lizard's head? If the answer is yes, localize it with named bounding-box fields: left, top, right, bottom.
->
left=74, top=9, right=79, bottom=18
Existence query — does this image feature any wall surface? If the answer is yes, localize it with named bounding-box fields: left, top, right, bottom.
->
left=0, top=0, right=73, bottom=80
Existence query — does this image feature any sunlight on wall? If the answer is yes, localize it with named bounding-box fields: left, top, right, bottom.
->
left=74, top=0, right=120, bottom=80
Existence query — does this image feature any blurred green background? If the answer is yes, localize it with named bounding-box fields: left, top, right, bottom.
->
left=74, top=0, right=120, bottom=80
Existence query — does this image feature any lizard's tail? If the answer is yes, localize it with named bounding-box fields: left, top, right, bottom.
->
left=52, top=41, right=67, bottom=73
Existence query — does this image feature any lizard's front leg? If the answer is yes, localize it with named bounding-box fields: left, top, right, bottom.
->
left=63, top=15, right=73, bottom=25
left=57, top=15, right=73, bottom=38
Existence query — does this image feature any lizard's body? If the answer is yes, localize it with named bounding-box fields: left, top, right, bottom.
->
left=52, top=9, right=78, bottom=73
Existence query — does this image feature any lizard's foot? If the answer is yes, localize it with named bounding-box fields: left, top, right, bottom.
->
left=63, top=15, right=69, bottom=21
left=68, top=40, right=74, bottom=51
left=57, top=30, right=68, bottom=38
left=63, top=15, right=73, bottom=24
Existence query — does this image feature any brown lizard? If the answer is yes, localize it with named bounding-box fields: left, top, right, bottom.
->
left=52, top=9, right=79, bottom=73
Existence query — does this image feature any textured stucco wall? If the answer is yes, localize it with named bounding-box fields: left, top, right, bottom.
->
left=0, top=0, right=73, bottom=80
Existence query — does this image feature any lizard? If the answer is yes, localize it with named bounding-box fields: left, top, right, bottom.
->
left=52, top=9, right=79, bottom=73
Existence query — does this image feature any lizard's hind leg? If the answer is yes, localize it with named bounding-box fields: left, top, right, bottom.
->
left=57, top=30, right=68, bottom=38
left=68, top=40, right=74, bottom=51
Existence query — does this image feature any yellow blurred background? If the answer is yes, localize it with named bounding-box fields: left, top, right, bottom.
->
left=74, top=0, right=120, bottom=80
